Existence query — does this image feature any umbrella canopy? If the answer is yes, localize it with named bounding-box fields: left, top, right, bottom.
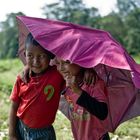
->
left=16, top=15, right=140, bottom=132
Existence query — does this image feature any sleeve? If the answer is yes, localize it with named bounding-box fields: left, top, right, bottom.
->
left=60, top=80, right=66, bottom=95
left=58, top=95, right=73, bottom=120
left=10, top=75, right=21, bottom=104
left=76, top=80, right=108, bottom=120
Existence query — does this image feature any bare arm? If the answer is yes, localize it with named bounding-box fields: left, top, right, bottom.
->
left=9, top=101, right=19, bottom=140
left=59, top=95, right=73, bottom=120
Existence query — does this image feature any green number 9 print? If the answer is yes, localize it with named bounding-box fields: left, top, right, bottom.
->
left=44, top=85, right=55, bottom=101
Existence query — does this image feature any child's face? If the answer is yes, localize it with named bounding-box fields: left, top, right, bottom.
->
left=25, top=44, right=50, bottom=75
left=55, top=58, right=81, bottom=77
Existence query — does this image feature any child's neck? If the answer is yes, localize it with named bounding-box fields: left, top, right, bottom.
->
left=31, top=67, right=50, bottom=77
left=31, top=72, right=43, bottom=77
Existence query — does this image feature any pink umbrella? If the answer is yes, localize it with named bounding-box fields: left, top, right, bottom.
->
left=16, top=15, right=140, bottom=132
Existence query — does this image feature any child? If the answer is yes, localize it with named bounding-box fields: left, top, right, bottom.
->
left=8, top=33, right=64, bottom=140
left=55, top=58, right=109, bottom=140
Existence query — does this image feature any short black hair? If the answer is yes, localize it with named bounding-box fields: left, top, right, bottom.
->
left=25, top=33, right=55, bottom=59
left=25, top=33, right=40, bottom=48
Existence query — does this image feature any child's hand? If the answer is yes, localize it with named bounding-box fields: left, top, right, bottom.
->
left=84, top=68, right=97, bottom=85
left=65, top=76, right=82, bottom=95
left=20, top=65, right=30, bottom=83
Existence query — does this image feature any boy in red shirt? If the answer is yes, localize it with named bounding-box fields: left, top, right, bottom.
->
left=9, top=33, right=64, bottom=140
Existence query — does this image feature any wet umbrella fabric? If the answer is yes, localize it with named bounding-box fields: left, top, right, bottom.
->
left=16, top=16, right=140, bottom=132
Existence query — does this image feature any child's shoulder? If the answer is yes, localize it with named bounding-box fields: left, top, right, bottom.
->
left=13, top=74, right=24, bottom=85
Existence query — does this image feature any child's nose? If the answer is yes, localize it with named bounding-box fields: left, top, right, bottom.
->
left=33, top=57, right=40, bottom=65
left=59, top=63, right=65, bottom=71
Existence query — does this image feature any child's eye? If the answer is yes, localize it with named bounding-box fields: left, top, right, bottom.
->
left=55, top=60, right=60, bottom=65
left=27, top=54, right=33, bottom=59
left=39, top=54, right=47, bottom=59
left=60, top=60, right=70, bottom=65
left=65, top=60, right=70, bottom=64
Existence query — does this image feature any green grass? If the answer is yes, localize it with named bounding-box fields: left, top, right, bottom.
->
left=0, top=58, right=140, bottom=140
left=133, top=55, right=140, bottom=64
left=54, top=112, right=73, bottom=140
left=0, top=59, right=23, bottom=83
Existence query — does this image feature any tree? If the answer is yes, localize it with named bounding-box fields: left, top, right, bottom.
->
left=42, top=0, right=100, bottom=27
left=124, top=7, right=140, bottom=54
left=116, top=0, right=139, bottom=17
left=116, top=0, right=140, bottom=54
left=0, top=12, right=25, bottom=58
left=98, top=13, right=126, bottom=46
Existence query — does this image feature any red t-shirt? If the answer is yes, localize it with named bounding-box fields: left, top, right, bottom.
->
left=10, top=66, right=64, bottom=128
